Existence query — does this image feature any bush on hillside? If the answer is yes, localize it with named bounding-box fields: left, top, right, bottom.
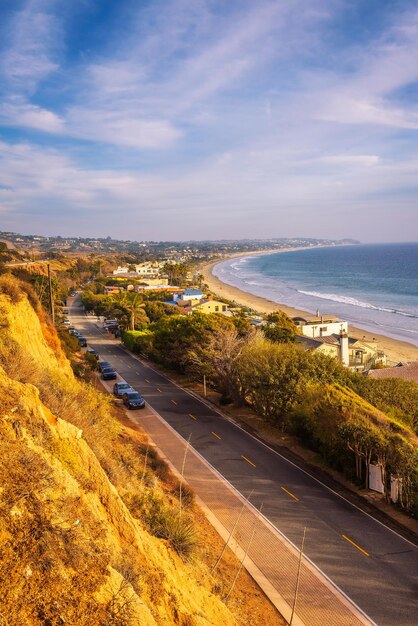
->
left=122, top=329, right=154, bottom=355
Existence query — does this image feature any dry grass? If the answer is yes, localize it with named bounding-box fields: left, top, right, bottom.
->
left=0, top=278, right=283, bottom=626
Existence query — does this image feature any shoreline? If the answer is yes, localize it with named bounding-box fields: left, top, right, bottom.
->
left=200, top=251, right=418, bottom=364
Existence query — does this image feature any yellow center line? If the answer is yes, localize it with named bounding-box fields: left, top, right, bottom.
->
left=280, top=486, right=300, bottom=502
left=211, top=431, right=221, bottom=440
left=341, top=534, right=370, bottom=557
left=189, top=413, right=197, bottom=420
left=241, top=455, right=256, bottom=468
left=171, top=399, right=177, bottom=405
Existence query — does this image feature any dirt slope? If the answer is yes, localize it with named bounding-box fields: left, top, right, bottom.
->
left=0, top=279, right=242, bottom=625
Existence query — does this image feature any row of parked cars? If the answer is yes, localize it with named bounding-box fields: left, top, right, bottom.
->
left=97, top=361, right=146, bottom=410
left=68, top=326, right=89, bottom=348
left=65, top=322, right=145, bottom=411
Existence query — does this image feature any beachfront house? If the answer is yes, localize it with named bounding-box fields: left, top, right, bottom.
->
left=173, top=289, right=204, bottom=303
left=192, top=299, right=230, bottom=315
left=296, top=331, right=387, bottom=372
left=292, top=314, right=348, bottom=338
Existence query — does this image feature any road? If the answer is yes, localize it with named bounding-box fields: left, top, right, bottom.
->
left=71, top=299, right=418, bottom=626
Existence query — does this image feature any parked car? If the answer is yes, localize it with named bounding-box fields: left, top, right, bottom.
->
left=122, top=391, right=146, bottom=410
left=77, top=336, right=87, bottom=348
left=63, top=318, right=70, bottom=325
left=68, top=326, right=75, bottom=332
left=101, top=367, right=117, bottom=380
left=113, top=381, right=134, bottom=398
left=86, top=348, right=99, bottom=359
left=97, top=360, right=111, bottom=372
left=104, top=325, right=119, bottom=334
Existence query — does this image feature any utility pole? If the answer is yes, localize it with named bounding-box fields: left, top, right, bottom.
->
left=47, top=263, right=55, bottom=326
left=203, top=374, right=207, bottom=397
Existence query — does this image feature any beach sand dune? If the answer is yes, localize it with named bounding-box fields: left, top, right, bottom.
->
left=201, top=254, right=418, bottom=365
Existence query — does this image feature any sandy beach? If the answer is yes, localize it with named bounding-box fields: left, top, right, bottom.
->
left=201, top=253, right=418, bottom=364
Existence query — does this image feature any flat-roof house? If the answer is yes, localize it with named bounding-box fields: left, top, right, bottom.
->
left=292, top=314, right=348, bottom=338
left=173, top=289, right=204, bottom=302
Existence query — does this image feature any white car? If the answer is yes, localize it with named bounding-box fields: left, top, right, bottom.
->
left=63, top=318, right=71, bottom=325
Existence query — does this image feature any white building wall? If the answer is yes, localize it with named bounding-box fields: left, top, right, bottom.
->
left=301, top=320, right=348, bottom=338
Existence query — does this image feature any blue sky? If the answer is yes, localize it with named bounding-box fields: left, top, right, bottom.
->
left=0, top=0, right=417, bottom=242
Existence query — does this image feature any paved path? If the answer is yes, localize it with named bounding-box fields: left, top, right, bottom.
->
left=71, top=301, right=418, bottom=626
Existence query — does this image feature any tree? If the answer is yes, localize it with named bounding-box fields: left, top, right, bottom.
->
left=161, top=262, right=190, bottom=286
left=188, top=324, right=255, bottom=404
left=263, top=311, right=297, bottom=344
left=236, top=339, right=304, bottom=426
left=144, top=301, right=178, bottom=322
left=152, top=312, right=233, bottom=373
left=338, top=421, right=381, bottom=487
left=111, top=292, right=148, bottom=330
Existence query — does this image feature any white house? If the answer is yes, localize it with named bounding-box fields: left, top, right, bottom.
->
left=292, top=314, right=348, bottom=338
left=113, top=265, right=130, bottom=275
left=173, top=289, right=204, bottom=303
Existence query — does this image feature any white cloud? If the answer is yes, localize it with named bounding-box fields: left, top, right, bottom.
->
left=0, top=101, right=65, bottom=133
left=67, top=108, right=181, bottom=149
left=1, top=0, right=61, bottom=92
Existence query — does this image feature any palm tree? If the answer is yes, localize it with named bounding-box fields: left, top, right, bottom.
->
left=112, top=291, right=147, bottom=330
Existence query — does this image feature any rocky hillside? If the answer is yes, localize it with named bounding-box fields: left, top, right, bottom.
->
left=0, top=275, right=281, bottom=626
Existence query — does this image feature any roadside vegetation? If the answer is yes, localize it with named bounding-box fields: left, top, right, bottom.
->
left=80, top=285, right=418, bottom=517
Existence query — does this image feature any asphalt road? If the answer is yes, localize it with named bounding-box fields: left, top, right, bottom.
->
left=70, top=300, right=418, bottom=626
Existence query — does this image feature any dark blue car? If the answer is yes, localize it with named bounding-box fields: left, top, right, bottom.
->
left=101, top=367, right=117, bottom=380
left=122, top=391, right=146, bottom=410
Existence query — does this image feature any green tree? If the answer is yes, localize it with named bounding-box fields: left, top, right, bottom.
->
left=188, top=324, right=254, bottom=404
left=152, top=312, right=233, bottom=373
left=263, top=311, right=297, bottom=344
left=236, top=339, right=304, bottom=426
left=111, top=291, right=148, bottom=330
left=162, top=262, right=190, bottom=286
left=338, top=421, right=381, bottom=486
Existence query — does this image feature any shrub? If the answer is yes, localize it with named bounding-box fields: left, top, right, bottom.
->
left=172, top=482, right=195, bottom=508
left=122, top=329, right=154, bottom=356
left=139, top=491, right=197, bottom=558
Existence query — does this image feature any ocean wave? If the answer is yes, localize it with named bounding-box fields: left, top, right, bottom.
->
left=298, top=290, right=418, bottom=319
left=246, top=280, right=270, bottom=287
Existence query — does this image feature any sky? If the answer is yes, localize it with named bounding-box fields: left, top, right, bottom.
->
left=0, top=0, right=418, bottom=242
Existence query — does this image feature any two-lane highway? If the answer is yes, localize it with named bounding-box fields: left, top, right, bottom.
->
left=72, top=300, right=418, bottom=626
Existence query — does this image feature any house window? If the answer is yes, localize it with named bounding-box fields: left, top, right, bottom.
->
left=222, top=305, right=226, bottom=311
left=215, top=305, right=219, bottom=311
left=355, top=350, right=363, bottom=363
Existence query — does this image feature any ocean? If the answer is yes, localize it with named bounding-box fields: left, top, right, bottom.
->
left=212, top=242, right=418, bottom=347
